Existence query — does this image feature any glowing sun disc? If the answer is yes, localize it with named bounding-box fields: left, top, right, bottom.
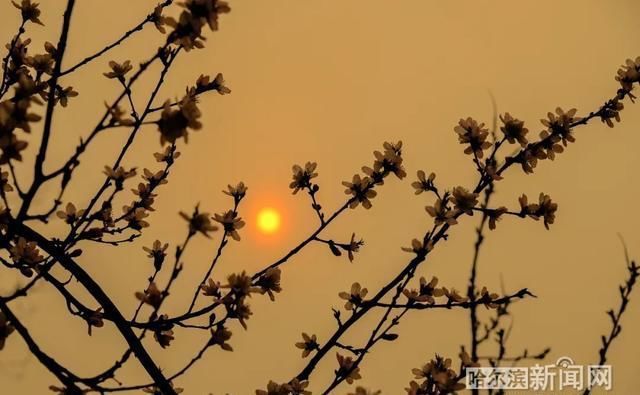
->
left=257, top=208, right=281, bottom=234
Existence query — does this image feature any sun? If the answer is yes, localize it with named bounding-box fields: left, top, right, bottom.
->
left=257, top=208, right=281, bottom=234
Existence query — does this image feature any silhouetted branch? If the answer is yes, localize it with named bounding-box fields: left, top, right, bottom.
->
left=375, top=288, right=534, bottom=310
left=0, top=21, right=26, bottom=98
left=0, top=299, right=83, bottom=392
left=17, top=0, right=76, bottom=221
left=59, top=0, right=174, bottom=77
left=583, top=249, right=638, bottom=395
left=467, top=182, right=494, bottom=372
left=9, top=219, right=176, bottom=394
left=0, top=2, right=638, bottom=394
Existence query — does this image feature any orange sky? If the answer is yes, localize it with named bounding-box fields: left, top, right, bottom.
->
left=1, top=1, right=639, bottom=394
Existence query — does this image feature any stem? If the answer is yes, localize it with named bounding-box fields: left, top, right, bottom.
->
left=468, top=183, right=494, bottom=381
left=10, top=220, right=177, bottom=395
left=64, top=46, right=179, bottom=246
left=0, top=21, right=26, bottom=98
left=187, top=231, right=230, bottom=313
left=19, top=0, right=76, bottom=222
left=59, top=0, right=173, bottom=77
left=0, top=298, right=83, bottom=392
left=252, top=202, right=350, bottom=280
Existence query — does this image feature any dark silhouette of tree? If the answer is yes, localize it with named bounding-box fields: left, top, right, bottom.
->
left=0, top=1, right=637, bottom=394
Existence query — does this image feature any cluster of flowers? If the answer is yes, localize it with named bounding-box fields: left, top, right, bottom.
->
left=178, top=182, right=247, bottom=240
left=341, top=141, right=406, bottom=209
left=334, top=277, right=502, bottom=312
left=288, top=141, right=406, bottom=211
left=133, top=181, right=285, bottom=351
left=253, top=355, right=380, bottom=394
left=100, top=1, right=232, bottom=146
left=201, top=264, right=282, bottom=330
left=0, top=1, right=85, bottom=163
left=454, top=106, right=579, bottom=176
left=287, top=142, right=406, bottom=263
left=0, top=74, right=42, bottom=163
left=8, top=236, right=44, bottom=277
left=402, top=276, right=500, bottom=308
left=615, top=57, right=640, bottom=101
left=254, top=379, right=311, bottom=395
left=209, top=271, right=257, bottom=330
left=411, top=170, right=558, bottom=233
left=254, top=370, right=381, bottom=395
left=159, top=0, right=231, bottom=51
left=53, top=146, right=179, bottom=245
left=103, top=59, right=230, bottom=146
left=155, top=73, right=230, bottom=145
left=406, top=353, right=477, bottom=395
left=451, top=57, right=640, bottom=180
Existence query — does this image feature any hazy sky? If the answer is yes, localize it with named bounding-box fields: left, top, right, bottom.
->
left=1, top=1, right=639, bottom=394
